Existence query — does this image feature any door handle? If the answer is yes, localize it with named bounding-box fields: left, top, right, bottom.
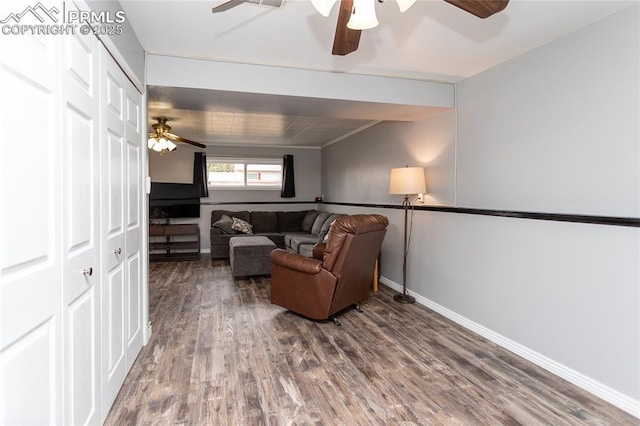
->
left=83, top=267, right=93, bottom=277
left=114, top=248, right=122, bottom=255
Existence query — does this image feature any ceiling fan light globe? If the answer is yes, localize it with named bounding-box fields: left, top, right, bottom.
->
left=347, top=0, right=378, bottom=30
left=147, top=137, right=157, bottom=149
left=311, top=0, right=337, bottom=17
left=158, top=138, right=169, bottom=150
left=152, top=143, right=163, bottom=152
left=166, top=141, right=177, bottom=151
left=396, top=0, right=416, bottom=13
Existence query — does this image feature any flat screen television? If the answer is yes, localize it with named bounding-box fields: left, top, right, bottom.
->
left=149, top=182, right=201, bottom=219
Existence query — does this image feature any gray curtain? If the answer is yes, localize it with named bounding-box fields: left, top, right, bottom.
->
left=281, top=155, right=295, bottom=198
left=193, top=152, right=209, bottom=198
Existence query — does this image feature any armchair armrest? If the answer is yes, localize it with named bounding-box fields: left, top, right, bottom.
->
left=271, top=249, right=322, bottom=274
left=312, top=242, right=326, bottom=260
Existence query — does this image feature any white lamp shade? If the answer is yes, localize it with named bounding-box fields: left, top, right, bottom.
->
left=147, top=137, right=156, bottom=149
left=311, top=0, right=337, bottom=17
left=397, top=0, right=416, bottom=13
left=347, top=0, right=378, bottom=30
left=389, top=166, right=426, bottom=195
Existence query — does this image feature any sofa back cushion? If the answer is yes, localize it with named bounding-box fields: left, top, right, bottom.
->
left=310, top=212, right=332, bottom=236
left=319, top=214, right=345, bottom=240
left=211, top=210, right=250, bottom=226
left=301, top=210, right=320, bottom=233
left=277, top=210, right=308, bottom=232
left=251, top=211, right=278, bottom=233
left=212, top=214, right=238, bottom=234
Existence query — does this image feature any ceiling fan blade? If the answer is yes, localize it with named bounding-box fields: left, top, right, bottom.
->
left=332, top=0, right=361, bottom=56
left=443, top=0, right=509, bottom=18
left=165, top=133, right=207, bottom=149
left=212, top=0, right=249, bottom=13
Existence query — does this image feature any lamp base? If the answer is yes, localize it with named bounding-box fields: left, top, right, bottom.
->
left=393, top=293, right=415, bottom=304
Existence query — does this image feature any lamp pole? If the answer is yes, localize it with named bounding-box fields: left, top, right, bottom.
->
left=394, top=194, right=415, bottom=304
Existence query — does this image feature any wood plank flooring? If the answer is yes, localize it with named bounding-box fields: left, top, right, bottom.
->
left=105, top=257, right=638, bottom=425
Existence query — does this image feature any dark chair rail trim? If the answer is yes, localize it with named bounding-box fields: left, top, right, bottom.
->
left=201, top=201, right=317, bottom=205
left=320, top=201, right=640, bottom=228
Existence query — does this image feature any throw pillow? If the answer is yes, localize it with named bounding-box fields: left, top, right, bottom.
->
left=231, top=217, right=253, bottom=234
left=212, top=214, right=238, bottom=235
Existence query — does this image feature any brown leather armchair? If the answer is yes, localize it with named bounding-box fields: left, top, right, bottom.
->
left=270, top=214, right=389, bottom=324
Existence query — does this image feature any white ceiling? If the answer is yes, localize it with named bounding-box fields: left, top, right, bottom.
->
left=121, top=0, right=636, bottom=148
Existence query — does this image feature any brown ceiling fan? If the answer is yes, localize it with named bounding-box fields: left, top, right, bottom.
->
left=332, top=0, right=510, bottom=55
left=210, top=0, right=509, bottom=55
left=148, top=117, right=206, bottom=152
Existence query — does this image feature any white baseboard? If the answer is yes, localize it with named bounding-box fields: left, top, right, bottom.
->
left=378, top=276, right=640, bottom=419
left=144, top=321, right=153, bottom=345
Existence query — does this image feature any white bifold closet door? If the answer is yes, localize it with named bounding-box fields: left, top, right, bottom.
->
left=0, top=7, right=145, bottom=423
left=100, top=47, right=144, bottom=420
left=61, top=26, right=101, bottom=426
left=0, top=18, right=65, bottom=426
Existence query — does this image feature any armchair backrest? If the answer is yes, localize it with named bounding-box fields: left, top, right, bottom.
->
left=322, top=214, right=389, bottom=314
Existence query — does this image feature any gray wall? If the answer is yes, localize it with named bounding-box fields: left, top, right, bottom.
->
left=321, top=4, right=640, bottom=414
left=455, top=6, right=639, bottom=217
left=149, top=145, right=321, bottom=250
left=322, top=111, right=455, bottom=206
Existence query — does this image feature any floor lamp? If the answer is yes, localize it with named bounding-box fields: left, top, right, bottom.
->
left=389, top=166, right=426, bottom=304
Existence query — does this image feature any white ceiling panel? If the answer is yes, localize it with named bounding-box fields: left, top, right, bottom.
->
left=131, top=1, right=637, bottom=148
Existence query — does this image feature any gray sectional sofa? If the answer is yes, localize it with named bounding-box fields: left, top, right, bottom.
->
left=210, top=209, right=344, bottom=259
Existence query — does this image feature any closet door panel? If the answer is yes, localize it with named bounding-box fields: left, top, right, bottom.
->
left=67, top=288, right=97, bottom=423
left=100, top=47, right=128, bottom=418
left=61, top=27, right=100, bottom=426
left=124, top=86, right=144, bottom=365
left=0, top=27, right=63, bottom=425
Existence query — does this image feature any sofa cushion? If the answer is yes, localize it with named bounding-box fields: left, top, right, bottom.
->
left=212, top=214, right=238, bottom=234
left=284, top=232, right=310, bottom=249
left=289, top=234, right=321, bottom=252
left=301, top=210, right=320, bottom=232
left=211, top=210, right=250, bottom=226
left=277, top=210, right=308, bottom=232
left=310, top=212, right=332, bottom=236
left=319, top=214, right=344, bottom=240
left=251, top=211, right=278, bottom=233
left=298, top=243, right=315, bottom=258
left=231, top=217, right=253, bottom=234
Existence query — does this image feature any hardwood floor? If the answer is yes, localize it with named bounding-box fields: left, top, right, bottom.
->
left=105, top=257, right=637, bottom=425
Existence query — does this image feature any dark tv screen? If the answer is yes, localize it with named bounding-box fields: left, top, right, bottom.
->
left=149, top=182, right=200, bottom=219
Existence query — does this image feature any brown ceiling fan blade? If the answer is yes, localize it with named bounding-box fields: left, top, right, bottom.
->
left=332, top=0, right=361, bottom=56
left=165, top=133, right=206, bottom=149
left=443, top=0, right=509, bottom=18
left=212, top=0, right=249, bottom=13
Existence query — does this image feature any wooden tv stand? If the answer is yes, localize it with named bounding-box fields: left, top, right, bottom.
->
left=149, top=224, right=200, bottom=262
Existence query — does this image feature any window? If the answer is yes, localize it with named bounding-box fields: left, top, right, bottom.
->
left=207, top=158, right=282, bottom=189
